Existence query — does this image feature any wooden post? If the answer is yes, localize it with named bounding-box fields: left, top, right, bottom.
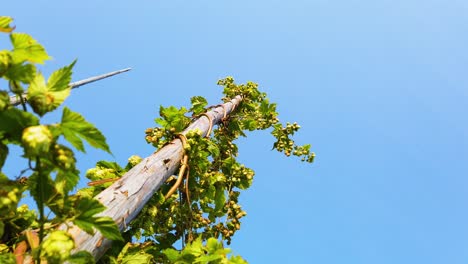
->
left=66, top=95, right=243, bottom=260
left=9, top=68, right=131, bottom=106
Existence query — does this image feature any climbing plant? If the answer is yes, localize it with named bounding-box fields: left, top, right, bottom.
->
left=0, top=17, right=121, bottom=264
left=0, top=16, right=315, bottom=263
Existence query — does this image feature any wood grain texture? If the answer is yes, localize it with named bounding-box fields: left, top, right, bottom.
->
left=66, top=95, right=242, bottom=260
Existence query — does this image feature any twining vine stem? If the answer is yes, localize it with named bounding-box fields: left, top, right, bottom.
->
left=61, top=96, right=242, bottom=260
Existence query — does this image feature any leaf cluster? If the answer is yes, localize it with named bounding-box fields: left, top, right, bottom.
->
left=114, top=76, right=315, bottom=262
left=0, top=16, right=315, bottom=264
left=0, top=17, right=121, bottom=263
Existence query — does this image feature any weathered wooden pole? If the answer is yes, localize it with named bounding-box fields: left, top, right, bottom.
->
left=9, top=68, right=131, bottom=106
left=66, top=95, right=243, bottom=259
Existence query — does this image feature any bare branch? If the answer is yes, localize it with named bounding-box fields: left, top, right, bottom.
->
left=8, top=68, right=131, bottom=106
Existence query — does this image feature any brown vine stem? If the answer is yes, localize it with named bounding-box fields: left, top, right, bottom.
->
left=61, top=95, right=242, bottom=261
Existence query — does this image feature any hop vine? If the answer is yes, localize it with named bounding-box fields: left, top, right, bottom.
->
left=0, top=16, right=315, bottom=264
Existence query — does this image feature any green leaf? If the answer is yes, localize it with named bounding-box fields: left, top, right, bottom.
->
left=55, top=169, right=80, bottom=193
left=10, top=33, right=50, bottom=64
left=181, top=237, right=203, bottom=258
left=0, top=16, right=15, bottom=33
left=76, top=196, right=106, bottom=219
left=28, top=172, right=57, bottom=208
left=0, top=51, right=11, bottom=76
left=68, top=251, right=95, bottom=264
left=3, top=63, right=36, bottom=83
left=207, top=140, right=220, bottom=158
left=205, top=238, right=222, bottom=254
left=96, top=160, right=123, bottom=172
left=73, top=209, right=113, bottom=238
left=237, top=178, right=252, bottom=190
left=195, top=254, right=223, bottom=263
left=115, top=243, right=154, bottom=264
left=162, top=248, right=180, bottom=262
left=242, top=119, right=257, bottom=131
left=190, top=96, right=208, bottom=115
left=27, top=61, right=75, bottom=116
left=121, top=252, right=153, bottom=264
left=27, top=73, right=68, bottom=116
left=48, top=60, right=75, bottom=91
left=61, top=107, right=111, bottom=153
left=214, top=185, right=225, bottom=213
left=221, top=157, right=236, bottom=175
left=74, top=198, right=123, bottom=241
left=229, top=255, right=248, bottom=264
left=73, top=218, right=95, bottom=235
left=156, top=105, right=190, bottom=131
left=93, top=216, right=124, bottom=241
left=205, top=185, right=216, bottom=201
left=259, top=100, right=276, bottom=115
left=0, top=108, right=39, bottom=143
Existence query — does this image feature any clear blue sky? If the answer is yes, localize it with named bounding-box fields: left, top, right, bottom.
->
left=3, top=1, right=468, bottom=263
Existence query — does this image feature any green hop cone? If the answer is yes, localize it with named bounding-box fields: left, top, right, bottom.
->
left=86, top=167, right=117, bottom=181
left=27, top=94, right=49, bottom=116
left=21, top=125, right=53, bottom=157
left=53, top=144, right=75, bottom=170
left=126, top=155, right=142, bottom=169
left=41, top=230, right=75, bottom=263
left=0, top=91, right=9, bottom=111
left=16, top=204, right=37, bottom=227
left=0, top=181, right=22, bottom=218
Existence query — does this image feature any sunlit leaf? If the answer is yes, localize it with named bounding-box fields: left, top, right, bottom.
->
left=61, top=107, right=111, bottom=153
left=27, top=72, right=71, bottom=116
left=10, top=33, right=50, bottom=64
left=156, top=105, right=190, bottom=131
left=48, top=60, right=75, bottom=91
left=181, top=236, right=203, bottom=257
left=162, top=248, right=180, bottom=262
left=229, top=255, right=248, bottom=264
left=190, top=96, right=208, bottom=115
left=96, top=160, right=123, bottom=172
left=0, top=16, right=15, bottom=33
left=120, top=252, right=153, bottom=264
left=195, top=254, right=223, bottom=263
left=3, top=63, right=35, bottom=83
left=205, top=238, right=222, bottom=254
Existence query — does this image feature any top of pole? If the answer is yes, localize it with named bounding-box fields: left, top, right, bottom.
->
left=69, top=68, right=131, bottom=89
left=9, top=67, right=132, bottom=106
